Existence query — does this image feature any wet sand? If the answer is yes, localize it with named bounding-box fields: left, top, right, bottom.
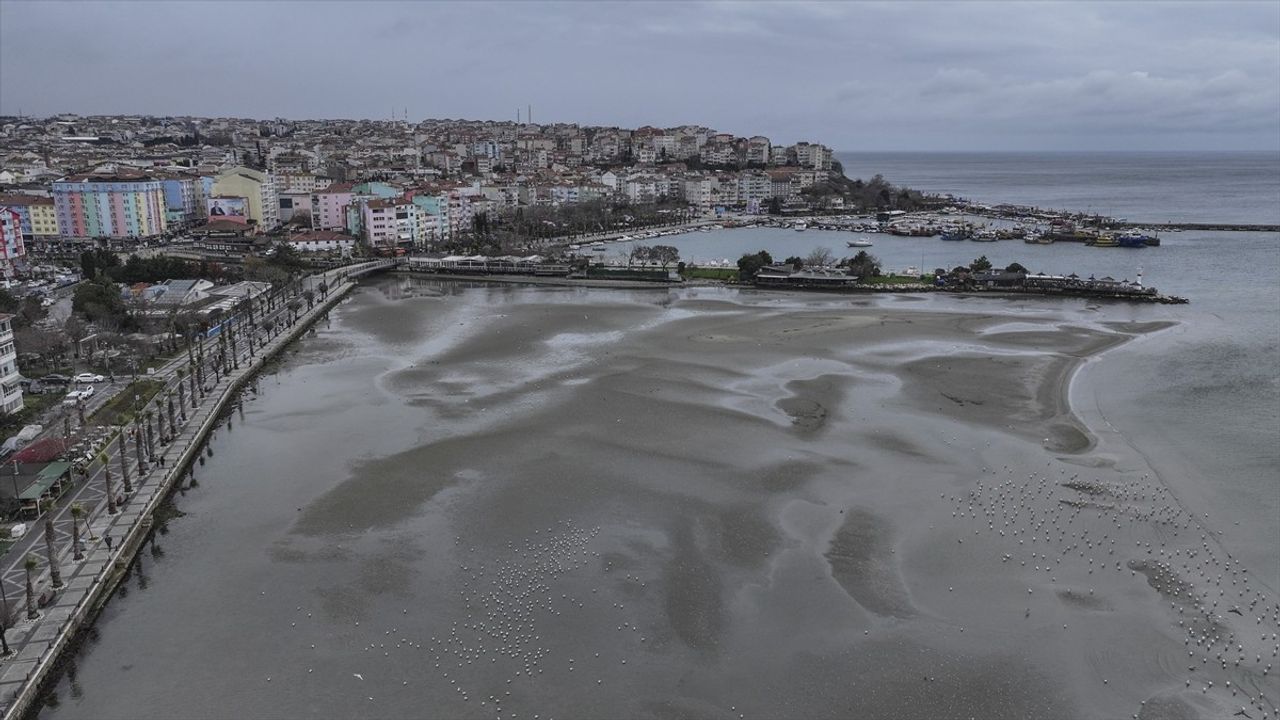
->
left=35, top=279, right=1279, bottom=720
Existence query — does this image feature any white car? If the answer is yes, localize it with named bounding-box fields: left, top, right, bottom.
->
left=73, top=373, right=105, bottom=384
left=62, top=388, right=93, bottom=406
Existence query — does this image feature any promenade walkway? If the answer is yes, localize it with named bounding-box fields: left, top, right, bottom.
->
left=0, top=259, right=391, bottom=718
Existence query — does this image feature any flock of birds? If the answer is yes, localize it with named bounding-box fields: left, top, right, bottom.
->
left=267, top=520, right=746, bottom=719
left=943, top=461, right=1280, bottom=719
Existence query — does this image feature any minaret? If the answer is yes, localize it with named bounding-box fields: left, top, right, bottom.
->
left=1136, top=266, right=1143, bottom=287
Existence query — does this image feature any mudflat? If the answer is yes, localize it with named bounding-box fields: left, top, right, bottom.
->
left=39, top=279, right=1278, bottom=720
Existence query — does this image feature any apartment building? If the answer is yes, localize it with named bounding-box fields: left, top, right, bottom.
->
left=0, top=314, right=23, bottom=415
left=53, top=170, right=168, bottom=240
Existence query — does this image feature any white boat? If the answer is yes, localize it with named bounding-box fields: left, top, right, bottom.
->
left=847, top=238, right=874, bottom=248
left=794, top=222, right=808, bottom=232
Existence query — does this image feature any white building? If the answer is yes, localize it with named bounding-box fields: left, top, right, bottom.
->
left=0, top=313, right=25, bottom=414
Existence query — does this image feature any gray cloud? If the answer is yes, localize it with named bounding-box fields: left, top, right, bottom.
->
left=1, top=0, right=1276, bottom=150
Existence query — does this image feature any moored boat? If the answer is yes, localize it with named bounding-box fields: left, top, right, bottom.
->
left=847, top=238, right=874, bottom=248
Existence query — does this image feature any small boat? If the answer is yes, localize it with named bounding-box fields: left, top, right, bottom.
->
left=940, top=229, right=970, bottom=241
left=794, top=222, right=808, bottom=232
left=1091, top=235, right=1119, bottom=248
left=847, top=238, right=874, bottom=248
left=1117, top=231, right=1150, bottom=248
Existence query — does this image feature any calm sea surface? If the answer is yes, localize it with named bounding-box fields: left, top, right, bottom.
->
left=33, top=153, right=1280, bottom=718
left=838, top=151, right=1280, bottom=225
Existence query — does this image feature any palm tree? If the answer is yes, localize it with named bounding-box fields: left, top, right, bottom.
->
left=71, top=503, right=85, bottom=561
left=303, top=289, right=315, bottom=311
left=176, top=370, right=188, bottom=419
left=167, top=393, right=177, bottom=438
left=117, top=432, right=132, bottom=493
left=133, top=419, right=147, bottom=475
left=77, top=398, right=86, bottom=427
left=102, top=453, right=117, bottom=515
left=145, top=411, right=156, bottom=461
left=43, top=517, right=62, bottom=588
left=23, top=555, right=38, bottom=620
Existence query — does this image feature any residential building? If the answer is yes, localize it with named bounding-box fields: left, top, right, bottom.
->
left=160, top=174, right=209, bottom=229
left=211, top=166, right=279, bottom=230
left=313, top=182, right=354, bottom=231
left=362, top=197, right=422, bottom=249
left=0, top=194, right=58, bottom=242
left=0, top=206, right=27, bottom=276
left=0, top=313, right=23, bottom=415
left=745, top=136, right=771, bottom=166
left=52, top=170, right=168, bottom=240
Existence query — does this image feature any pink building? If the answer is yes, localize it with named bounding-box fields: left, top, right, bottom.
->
left=0, top=206, right=26, bottom=276
left=313, top=182, right=355, bottom=231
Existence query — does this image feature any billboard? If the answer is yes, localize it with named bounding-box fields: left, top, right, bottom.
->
left=207, top=197, right=248, bottom=223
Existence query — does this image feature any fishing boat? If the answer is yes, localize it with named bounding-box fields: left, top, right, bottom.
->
left=971, top=229, right=998, bottom=242
left=847, top=238, right=874, bottom=248
left=940, top=228, right=970, bottom=241
left=1090, top=235, right=1119, bottom=248
left=1117, top=231, right=1149, bottom=248
left=794, top=222, right=808, bottom=232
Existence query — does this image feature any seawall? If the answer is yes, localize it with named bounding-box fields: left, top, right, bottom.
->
left=1, top=275, right=368, bottom=720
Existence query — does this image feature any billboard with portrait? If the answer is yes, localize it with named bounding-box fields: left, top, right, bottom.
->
left=207, top=196, right=248, bottom=223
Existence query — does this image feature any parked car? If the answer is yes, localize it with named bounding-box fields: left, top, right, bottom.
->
left=73, top=373, right=106, bottom=384
left=41, top=374, right=72, bottom=385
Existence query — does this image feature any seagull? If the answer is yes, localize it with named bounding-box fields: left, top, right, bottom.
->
left=353, top=673, right=364, bottom=681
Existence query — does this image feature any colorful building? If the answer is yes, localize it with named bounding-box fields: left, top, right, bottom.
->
left=0, top=206, right=28, bottom=276
left=211, top=166, right=278, bottom=230
left=53, top=170, right=168, bottom=240
left=0, top=195, right=59, bottom=243
left=160, top=173, right=211, bottom=229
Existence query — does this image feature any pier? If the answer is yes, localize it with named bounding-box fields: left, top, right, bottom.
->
left=0, top=260, right=393, bottom=720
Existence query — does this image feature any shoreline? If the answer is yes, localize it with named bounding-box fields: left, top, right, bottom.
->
left=21, top=281, right=1278, bottom=720
left=1, top=264, right=393, bottom=720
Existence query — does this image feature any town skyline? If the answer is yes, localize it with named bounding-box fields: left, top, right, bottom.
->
left=2, top=1, right=1277, bottom=152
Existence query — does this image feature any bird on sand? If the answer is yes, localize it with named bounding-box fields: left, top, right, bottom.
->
left=353, top=673, right=364, bottom=681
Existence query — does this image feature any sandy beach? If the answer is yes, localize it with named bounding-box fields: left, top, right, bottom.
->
left=36, top=277, right=1279, bottom=720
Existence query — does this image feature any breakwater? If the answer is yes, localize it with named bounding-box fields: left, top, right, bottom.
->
left=0, top=261, right=392, bottom=720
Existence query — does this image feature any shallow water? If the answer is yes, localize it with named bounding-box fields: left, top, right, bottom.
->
left=31, top=277, right=1279, bottom=720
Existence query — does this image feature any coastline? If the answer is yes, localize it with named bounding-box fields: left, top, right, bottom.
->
left=1, top=264, right=393, bottom=720
left=24, top=281, right=1279, bottom=720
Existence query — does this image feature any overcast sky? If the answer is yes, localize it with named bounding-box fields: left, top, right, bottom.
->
left=2, top=1, right=1277, bottom=151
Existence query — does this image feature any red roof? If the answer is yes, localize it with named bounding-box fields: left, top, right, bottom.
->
left=14, top=437, right=70, bottom=464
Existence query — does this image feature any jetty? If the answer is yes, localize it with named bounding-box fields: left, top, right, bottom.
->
left=0, top=260, right=394, bottom=720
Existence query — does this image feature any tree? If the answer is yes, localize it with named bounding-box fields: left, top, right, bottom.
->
left=805, top=247, right=835, bottom=268
left=766, top=197, right=783, bottom=215
left=23, top=555, right=38, bottom=620
left=44, top=517, right=62, bottom=589
left=118, top=432, right=132, bottom=494
left=969, top=255, right=993, bottom=272
left=1005, top=262, right=1028, bottom=274
left=72, top=276, right=130, bottom=328
left=784, top=256, right=804, bottom=270
left=736, top=250, right=774, bottom=280
left=71, top=503, right=85, bottom=561
left=846, top=250, right=882, bottom=279
left=649, top=245, right=680, bottom=270
left=102, top=453, right=117, bottom=515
